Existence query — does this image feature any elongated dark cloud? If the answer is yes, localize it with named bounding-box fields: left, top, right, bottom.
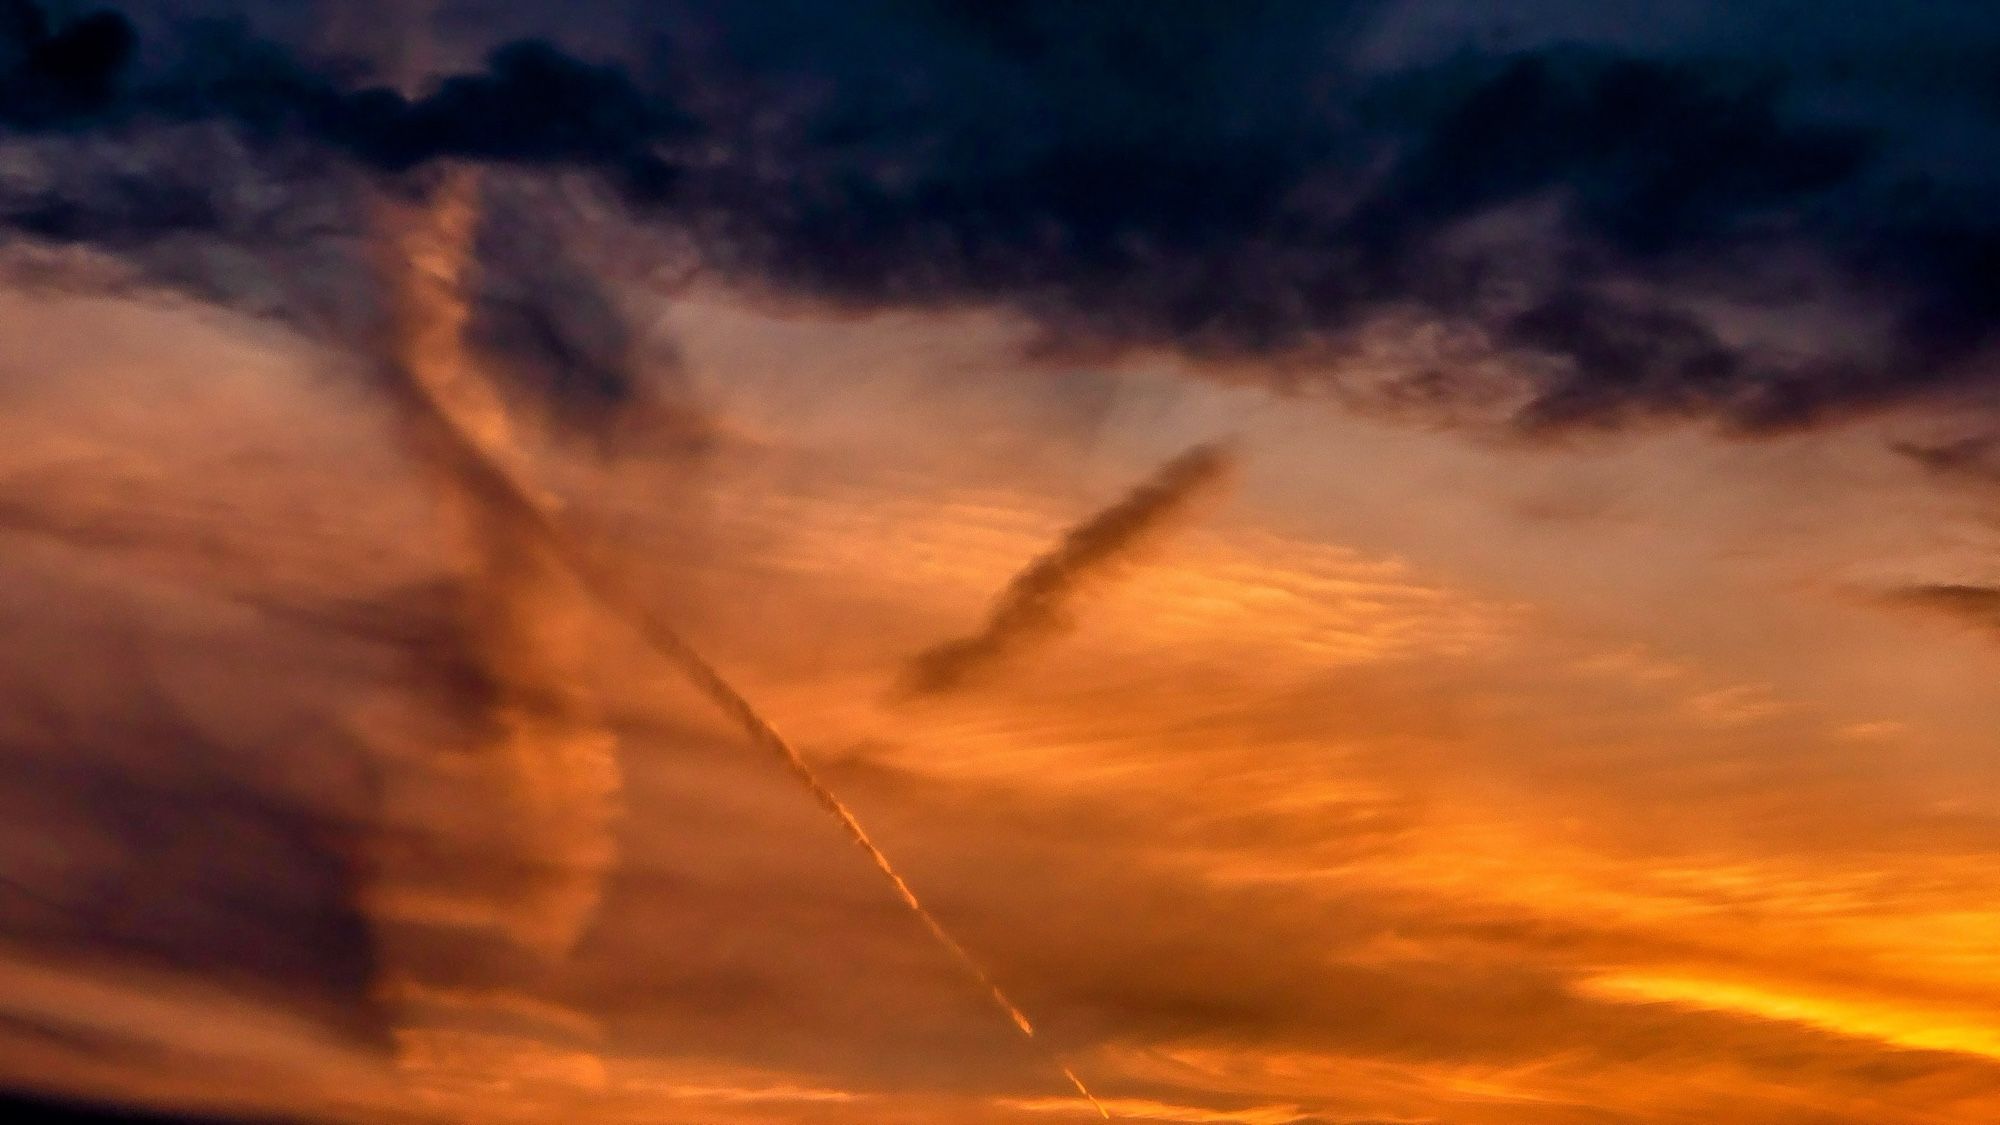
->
left=1884, top=583, right=2000, bottom=642
left=1897, top=435, right=2000, bottom=487
left=2, top=0, right=2000, bottom=436
left=898, top=442, right=1236, bottom=696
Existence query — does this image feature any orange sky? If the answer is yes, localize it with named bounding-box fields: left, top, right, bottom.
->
left=1, top=277, right=1999, bottom=1124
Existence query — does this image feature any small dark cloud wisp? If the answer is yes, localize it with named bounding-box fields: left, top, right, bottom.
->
left=897, top=442, right=1236, bottom=697
left=1883, top=583, right=2000, bottom=642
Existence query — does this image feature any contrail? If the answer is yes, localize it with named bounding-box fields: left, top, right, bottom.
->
left=370, top=170, right=621, bottom=959
left=370, top=170, right=1111, bottom=1119
left=898, top=442, right=1238, bottom=697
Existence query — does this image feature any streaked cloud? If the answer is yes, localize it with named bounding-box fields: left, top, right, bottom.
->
left=1581, top=971, right=2000, bottom=1062
left=3, top=3, right=2000, bottom=1116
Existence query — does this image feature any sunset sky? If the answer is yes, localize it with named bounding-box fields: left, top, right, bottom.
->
left=2, top=3, right=2000, bottom=1124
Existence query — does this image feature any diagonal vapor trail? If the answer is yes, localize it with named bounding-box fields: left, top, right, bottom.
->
left=371, top=170, right=1112, bottom=1120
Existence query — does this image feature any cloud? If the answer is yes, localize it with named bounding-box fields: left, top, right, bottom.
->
left=1895, top=435, right=2000, bottom=487
left=897, top=442, right=1236, bottom=696
left=0, top=3, right=136, bottom=126
left=360, top=174, right=628, bottom=962
left=0, top=3, right=699, bottom=444
left=1579, top=971, right=2000, bottom=1063
left=9, top=6, right=2000, bottom=1124
left=0, top=613, right=389, bottom=1076
left=0, top=2, right=692, bottom=175
left=4, top=2, right=1999, bottom=437
left=1882, top=583, right=2000, bottom=641
left=0, top=699, right=382, bottom=1041
left=0, top=433, right=390, bottom=1046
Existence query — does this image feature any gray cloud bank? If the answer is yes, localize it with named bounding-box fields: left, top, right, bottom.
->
left=2, top=0, right=1999, bottom=438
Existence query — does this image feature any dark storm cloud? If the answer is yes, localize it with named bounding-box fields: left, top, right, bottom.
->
left=0, top=0, right=692, bottom=437
left=4, top=0, right=2000, bottom=434
left=0, top=0, right=691, bottom=177
left=706, top=22, right=1992, bottom=434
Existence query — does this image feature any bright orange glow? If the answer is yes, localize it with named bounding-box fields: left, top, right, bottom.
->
left=3, top=286, right=2000, bottom=1123
left=1582, top=972, right=2000, bottom=1061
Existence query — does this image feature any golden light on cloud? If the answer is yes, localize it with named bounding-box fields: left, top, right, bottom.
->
left=1581, top=971, right=2000, bottom=1062
left=6, top=137, right=2000, bottom=1125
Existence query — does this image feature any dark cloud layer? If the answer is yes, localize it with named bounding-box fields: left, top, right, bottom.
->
left=2, top=0, right=1999, bottom=436
left=0, top=0, right=689, bottom=178
left=0, top=0, right=691, bottom=440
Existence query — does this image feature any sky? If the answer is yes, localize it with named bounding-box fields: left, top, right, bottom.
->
left=2, top=2, right=2000, bottom=1123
